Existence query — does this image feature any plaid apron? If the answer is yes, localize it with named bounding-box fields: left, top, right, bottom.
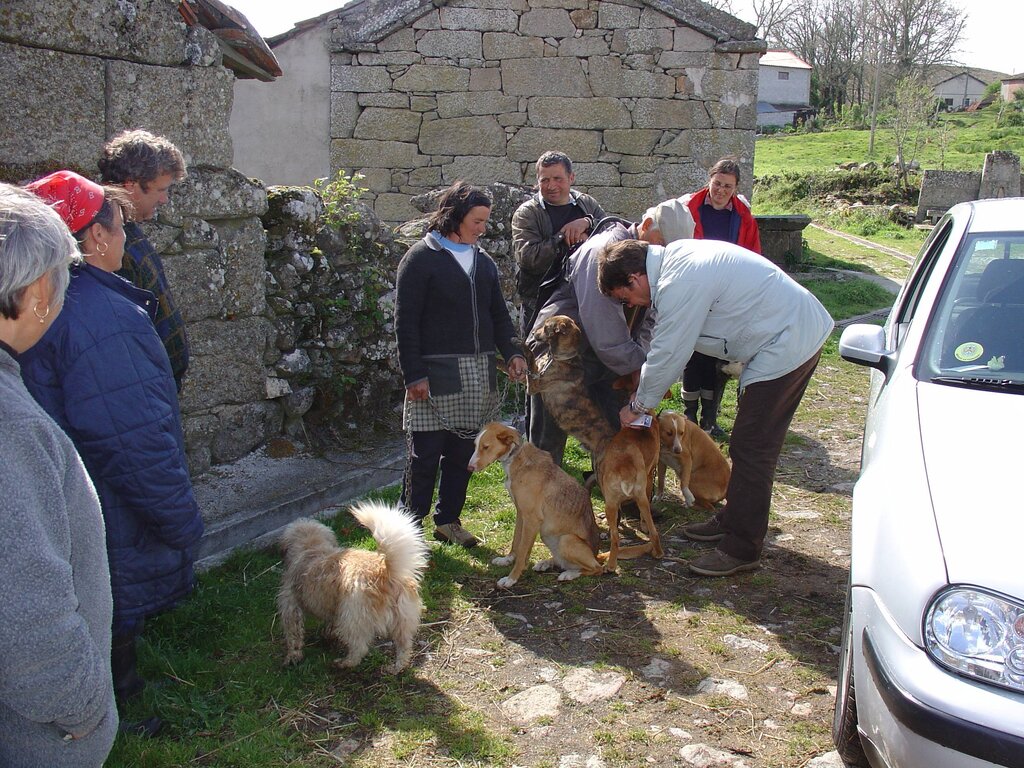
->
left=403, top=353, right=500, bottom=433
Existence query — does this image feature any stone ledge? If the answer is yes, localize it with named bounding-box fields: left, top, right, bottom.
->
left=194, top=441, right=405, bottom=568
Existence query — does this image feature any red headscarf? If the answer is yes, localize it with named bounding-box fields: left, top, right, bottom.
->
left=26, top=170, right=105, bottom=234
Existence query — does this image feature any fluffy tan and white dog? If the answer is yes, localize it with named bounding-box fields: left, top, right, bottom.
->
left=656, top=410, right=731, bottom=511
left=277, top=501, right=429, bottom=673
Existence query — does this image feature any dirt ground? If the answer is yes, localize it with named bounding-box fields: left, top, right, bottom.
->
left=326, top=355, right=867, bottom=768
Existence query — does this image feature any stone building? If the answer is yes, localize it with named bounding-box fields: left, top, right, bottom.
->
left=1, top=0, right=283, bottom=473
left=232, top=0, right=766, bottom=220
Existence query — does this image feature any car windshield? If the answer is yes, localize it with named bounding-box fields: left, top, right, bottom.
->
left=919, top=231, right=1024, bottom=389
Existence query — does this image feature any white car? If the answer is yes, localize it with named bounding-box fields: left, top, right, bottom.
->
left=834, top=197, right=1024, bottom=768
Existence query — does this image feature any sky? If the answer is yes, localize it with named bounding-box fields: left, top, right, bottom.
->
left=229, top=0, right=1020, bottom=76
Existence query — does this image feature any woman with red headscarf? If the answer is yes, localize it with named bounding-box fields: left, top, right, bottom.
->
left=20, top=171, right=203, bottom=738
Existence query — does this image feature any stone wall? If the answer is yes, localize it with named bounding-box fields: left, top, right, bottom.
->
left=0, top=0, right=276, bottom=474
left=321, top=0, right=763, bottom=222
left=916, top=151, right=1023, bottom=223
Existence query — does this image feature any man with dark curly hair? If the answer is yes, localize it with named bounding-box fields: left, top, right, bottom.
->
left=99, top=130, right=189, bottom=391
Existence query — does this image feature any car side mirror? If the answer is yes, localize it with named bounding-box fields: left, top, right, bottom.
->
left=839, top=323, right=896, bottom=377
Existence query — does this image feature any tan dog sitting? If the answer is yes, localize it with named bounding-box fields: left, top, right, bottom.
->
left=469, top=422, right=605, bottom=587
left=656, top=410, right=731, bottom=511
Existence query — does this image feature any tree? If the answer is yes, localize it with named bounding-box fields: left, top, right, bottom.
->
left=751, top=0, right=796, bottom=44
left=871, top=0, right=967, bottom=79
left=778, top=0, right=869, bottom=116
left=888, top=75, right=934, bottom=187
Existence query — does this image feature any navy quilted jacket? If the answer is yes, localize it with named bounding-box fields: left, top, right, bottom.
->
left=18, top=264, right=203, bottom=629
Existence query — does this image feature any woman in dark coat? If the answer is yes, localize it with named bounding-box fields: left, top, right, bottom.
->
left=21, top=171, right=203, bottom=735
left=396, top=182, right=527, bottom=548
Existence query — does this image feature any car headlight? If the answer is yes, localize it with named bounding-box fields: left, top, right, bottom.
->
left=925, top=587, right=1024, bottom=693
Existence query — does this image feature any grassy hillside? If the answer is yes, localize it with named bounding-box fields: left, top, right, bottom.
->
left=753, top=104, right=1024, bottom=177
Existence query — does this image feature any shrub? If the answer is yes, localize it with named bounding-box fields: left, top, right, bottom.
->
left=312, top=171, right=368, bottom=229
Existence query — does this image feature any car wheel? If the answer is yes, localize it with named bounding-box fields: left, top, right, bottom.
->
left=833, top=581, right=869, bottom=767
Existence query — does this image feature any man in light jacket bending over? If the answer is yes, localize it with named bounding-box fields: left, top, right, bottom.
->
left=597, top=238, right=834, bottom=578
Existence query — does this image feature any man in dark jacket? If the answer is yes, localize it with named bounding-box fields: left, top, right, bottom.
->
left=99, top=129, right=190, bottom=391
left=511, top=151, right=606, bottom=336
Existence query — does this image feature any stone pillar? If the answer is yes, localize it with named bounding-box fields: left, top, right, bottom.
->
left=980, top=151, right=1022, bottom=200
left=754, top=214, right=812, bottom=270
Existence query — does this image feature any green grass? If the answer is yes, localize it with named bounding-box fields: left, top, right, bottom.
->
left=803, top=226, right=915, bottom=281
left=754, top=105, right=1024, bottom=177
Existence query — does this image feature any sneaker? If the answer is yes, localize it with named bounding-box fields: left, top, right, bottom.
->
left=434, top=522, right=479, bottom=548
left=682, top=518, right=726, bottom=542
left=689, top=548, right=760, bottom=577
left=704, top=424, right=728, bottom=440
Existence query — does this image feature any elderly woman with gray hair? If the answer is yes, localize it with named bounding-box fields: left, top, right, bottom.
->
left=0, top=183, right=118, bottom=766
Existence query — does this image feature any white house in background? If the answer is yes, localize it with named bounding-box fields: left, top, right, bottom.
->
left=933, top=70, right=987, bottom=110
left=757, top=49, right=812, bottom=129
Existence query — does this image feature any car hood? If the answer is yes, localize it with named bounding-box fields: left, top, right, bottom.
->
left=918, top=381, right=1024, bottom=598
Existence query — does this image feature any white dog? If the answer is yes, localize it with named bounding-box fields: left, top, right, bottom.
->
left=277, top=501, right=429, bottom=673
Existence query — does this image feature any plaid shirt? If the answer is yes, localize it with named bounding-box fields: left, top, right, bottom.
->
left=119, top=222, right=190, bottom=390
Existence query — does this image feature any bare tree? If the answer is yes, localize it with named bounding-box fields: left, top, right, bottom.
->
left=701, top=0, right=736, bottom=12
left=751, top=0, right=795, bottom=44
left=888, top=75, right=934, bottom=186
left=871, top=0, right=967, bottom=79
left=778, top=0, right=868, bottom=116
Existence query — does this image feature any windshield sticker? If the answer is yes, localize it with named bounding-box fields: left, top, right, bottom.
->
left=954, top=341, right=984, bottom=362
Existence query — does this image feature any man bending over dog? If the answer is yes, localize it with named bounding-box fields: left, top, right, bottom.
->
left=597, top=238, right=833, bottom=577
left=527, top=199, right=695, bottom=467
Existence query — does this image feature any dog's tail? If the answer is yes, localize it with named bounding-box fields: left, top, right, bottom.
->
left=349, top=500, right=430, bottom=585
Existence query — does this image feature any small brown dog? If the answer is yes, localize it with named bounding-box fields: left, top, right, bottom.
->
left=597, top=416, right=663, bottom=572
left=656, top=410, right=731, bottom=510
left=277, top=501, right=429, bottom=673
left=469, top=422, right=605, bottom=587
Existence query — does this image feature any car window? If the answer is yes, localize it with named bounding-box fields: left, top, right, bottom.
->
left=890, top=220, right=952, bottom=348
left=919, top=232, right=1024, bottom=384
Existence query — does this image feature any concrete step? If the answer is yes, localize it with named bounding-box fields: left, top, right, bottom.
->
left=192, top=440, right=405, bottom=569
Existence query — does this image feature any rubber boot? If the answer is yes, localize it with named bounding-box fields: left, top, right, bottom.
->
left=112, top=630, right=164, bottom=739
left=683, top=397, right=699, bottom=423
left=111, top=632, right=145, bottom=706
left=700, top=397, right=728, bottom=440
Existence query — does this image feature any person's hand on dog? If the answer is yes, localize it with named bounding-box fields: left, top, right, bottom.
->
left=619, top=403, right=640, bottom=429
left=407, top=380, right=430, bottom=401
left=507, top=355, right=528, bottom=382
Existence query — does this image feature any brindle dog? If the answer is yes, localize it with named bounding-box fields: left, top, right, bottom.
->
left=526, top=315, right=663, bottom=569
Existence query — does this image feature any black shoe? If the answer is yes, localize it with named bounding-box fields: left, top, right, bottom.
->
left=118, top=716, right=163, bottom=738
left=705, top=424, right=728, bottom=441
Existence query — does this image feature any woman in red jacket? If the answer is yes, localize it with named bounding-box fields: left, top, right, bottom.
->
left=680, top=156, right=761, bottom=438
